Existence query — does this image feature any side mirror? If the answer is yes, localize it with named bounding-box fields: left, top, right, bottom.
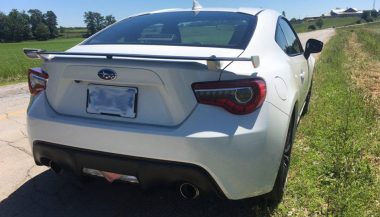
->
left=304, top=39, right=323, bottom=59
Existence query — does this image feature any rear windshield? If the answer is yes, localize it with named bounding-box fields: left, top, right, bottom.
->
left=84, top=11, right=257, bottom=49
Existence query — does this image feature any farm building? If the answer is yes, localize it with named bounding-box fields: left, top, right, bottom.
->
left=303, top=7, right=365, bottom=21
left=323, top=8, right=363, bottom=17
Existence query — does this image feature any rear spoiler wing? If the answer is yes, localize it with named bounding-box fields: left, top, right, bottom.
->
left=23, top=48, right=260, bottom=70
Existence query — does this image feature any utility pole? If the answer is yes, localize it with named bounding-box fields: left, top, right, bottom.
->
left=374, top=0, right=376, bottom=10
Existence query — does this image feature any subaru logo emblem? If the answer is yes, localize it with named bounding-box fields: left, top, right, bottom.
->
left=98, top=69, right=117, bottom=80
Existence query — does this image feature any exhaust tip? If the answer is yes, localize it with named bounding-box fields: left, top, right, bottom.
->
left=179, top=183, right=200, bottom=199
left=49, top=160, right=62, bottom=174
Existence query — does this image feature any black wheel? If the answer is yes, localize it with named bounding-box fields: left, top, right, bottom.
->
left=266, top=111, right=296, bottom=205
left=301, top=83, right=313, bottom=116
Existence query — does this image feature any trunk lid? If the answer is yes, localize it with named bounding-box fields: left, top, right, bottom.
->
left=43, top=45, right=243, bottom=126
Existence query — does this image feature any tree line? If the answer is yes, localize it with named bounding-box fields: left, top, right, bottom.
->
left=0, top=9, right=58, bottom=42
left=84, top=12, right=116, bottom=37
left=360, top=10, right=379, bottom=22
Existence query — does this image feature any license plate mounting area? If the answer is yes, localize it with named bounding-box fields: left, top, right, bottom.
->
left=87, top=85, right=137, bottom=118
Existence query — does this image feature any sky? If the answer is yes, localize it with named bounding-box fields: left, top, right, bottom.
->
left=1, top=0, right=378, bottom=27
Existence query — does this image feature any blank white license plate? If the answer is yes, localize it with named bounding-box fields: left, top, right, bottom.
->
left=87, top=85, right=137, bottom=118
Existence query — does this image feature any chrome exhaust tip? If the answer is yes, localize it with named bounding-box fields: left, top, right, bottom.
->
left=179, top=183, right=200, bottom=199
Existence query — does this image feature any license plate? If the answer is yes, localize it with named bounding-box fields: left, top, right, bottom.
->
left=87, top=85, right=137, bottom=118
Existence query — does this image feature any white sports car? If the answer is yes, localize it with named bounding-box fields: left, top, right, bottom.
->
left=24, top=7, right=323, bottom=203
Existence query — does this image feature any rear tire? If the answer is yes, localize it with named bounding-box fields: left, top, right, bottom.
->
left=266, top=110, right=296, bottom=205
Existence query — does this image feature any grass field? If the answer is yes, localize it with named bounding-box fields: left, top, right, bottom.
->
left=59, top=27, right=87, bottom=39
left=353, top=23, right=380, bottom=60
left=0, top=38, right=83, bottom=84
left=357, top=21, right=380, bottom=33
left=292, top=16, right=380, bottom=33
left=268, top=24, right=380, bottom=216
left=347, top=22, right=380, bottom=113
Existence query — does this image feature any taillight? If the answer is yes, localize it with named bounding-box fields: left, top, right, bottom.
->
left=28, top=68, right=48, bottom=96
left=192, top=79, right=266, bottom=115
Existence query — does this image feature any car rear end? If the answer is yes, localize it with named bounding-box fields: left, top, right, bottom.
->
left=27, top=10, right=290, bottom=200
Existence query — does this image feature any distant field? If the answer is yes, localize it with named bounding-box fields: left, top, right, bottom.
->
left=348, top=22, right=380, bottom=110
left=0, top=38, right=83, bottom=84
left=351, top=21, right=380, bottom=34
left=59, top=28, right=87, bottom=39
left=344, top=22, right=380, bottom=60
left=292, top=16, right=380, bottom=33
left=1, top=21, right=378, bottom=85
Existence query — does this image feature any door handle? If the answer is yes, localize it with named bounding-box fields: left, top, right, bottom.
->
left=300, top=71, right=305, bottom=83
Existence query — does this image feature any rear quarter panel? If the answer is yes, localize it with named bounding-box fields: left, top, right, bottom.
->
left=221, top=10, right=299, bottom=117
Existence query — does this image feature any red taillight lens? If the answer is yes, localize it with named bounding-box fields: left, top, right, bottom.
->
left=192, top=79, right=266, bottom=115
left=28, top=68, right=48, bottom=96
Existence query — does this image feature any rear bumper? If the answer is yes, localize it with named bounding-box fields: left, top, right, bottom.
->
left=27, top=93, right=290, bottom=200
left=33, top=141, right=225, bottom=197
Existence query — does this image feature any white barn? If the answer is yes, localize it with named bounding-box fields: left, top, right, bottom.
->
left=323, top=8, right=363, bottom=17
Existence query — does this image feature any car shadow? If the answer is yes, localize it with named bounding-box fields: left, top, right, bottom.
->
left=0, top=170, right=276, bottom=217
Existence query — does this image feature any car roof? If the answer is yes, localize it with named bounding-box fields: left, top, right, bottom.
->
left=128, top=8, right=264, bottom=18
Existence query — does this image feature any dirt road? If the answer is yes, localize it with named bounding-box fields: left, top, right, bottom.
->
left=298, top=28, right=336, bottom=59
left=0, top=29, right=335, bottom=217
left=298, top=28, right=336, bottom=46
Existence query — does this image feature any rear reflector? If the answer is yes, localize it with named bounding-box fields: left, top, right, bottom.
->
left=192, top=79, right=266, bottom=115
left=82, top=168, right=139, bottom=183
left=28, top=68, right=48, bottom=96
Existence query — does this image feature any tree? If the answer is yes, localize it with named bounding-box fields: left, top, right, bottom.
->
left=361, top=11, right=372, bottom=22
left=34, top=23, right=50, bottom=40
left=20, top=11, right=31, bottom=40
left=59, top=26, right=65, bottom=33
left=84, top=11, right=97, bottom=36
left=371, top=10, right=379, bottom=18
left=308, top=25, right=316, bottom=31
left=316, top=18, right=324, bottom=29
left=0, top=9, right=59, bottom=42
left=84, top=12, right=116, bottom=36
left=28, top=9, right=44, bottom=37
left=7, top=9, right=31, bottom=42
left=93, top=12, right=105, bottom=32
left=0, top=12, right=9, bottom=42
left=43, top=11, right=58, bottom=38
left=290, top=18, right=297, bottom=23
left=282, top=11, right=286, bottom=17
left=104, top=15, right=116, bottom=26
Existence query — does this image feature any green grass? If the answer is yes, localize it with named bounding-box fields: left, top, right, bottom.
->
left=356, top=30, right=380, bottom=59
left=0, top=38, right=83, bottom=84
left=292, top=17, right=380, bottom=33
left=352, top=24, right=380, bottom=60
left=272, top=30, right=380, bottom=216
left=349, top=20, right=380, bottom=30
